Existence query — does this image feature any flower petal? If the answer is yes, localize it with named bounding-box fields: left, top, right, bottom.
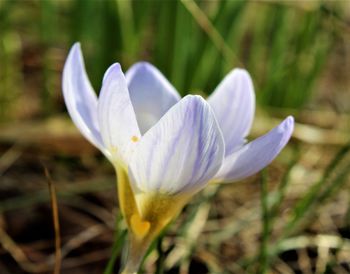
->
left=62, top=43, right=109, bottom=157
left=98, top=63, right=141, bottom=164
left=129, top=95, right=225, bottom=195
left=214, top=116, right=294, bottom=182
left=125, top=62, right=181, bottom=134
left=207, top=69, right=255, bottom=155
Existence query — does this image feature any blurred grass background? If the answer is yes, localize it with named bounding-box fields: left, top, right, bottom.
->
left=0, top=0, right=350, bottom=273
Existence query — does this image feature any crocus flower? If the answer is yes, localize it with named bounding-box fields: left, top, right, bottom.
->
left=62, top=43, right=294, bottom=273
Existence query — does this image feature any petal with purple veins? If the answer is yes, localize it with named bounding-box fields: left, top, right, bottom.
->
left=62, top=43, right=110, bottom=157
left=129, top=95, right=225, bottom=195
left=208, top=69, right=255, bottom=155
left=125, top=62, right=181, bottom=134
left=214, top=116, right=294, bottom=182
left=98, top=63, right=141, bottom=165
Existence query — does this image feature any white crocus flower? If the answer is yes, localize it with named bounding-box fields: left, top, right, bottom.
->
left=62, top=43, right=294, bottom=273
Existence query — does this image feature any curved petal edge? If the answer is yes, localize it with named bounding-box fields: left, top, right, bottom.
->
left=215, top=116, right=294, bottom=183
left=125, top=62, right=181, bottom=134
left=98, top=63, right=141, bottom=165
left=62, top=43, right=110, bottom=157
left=129, top=95, right=225, bottom=196
left=208, top=68, right=255, bottom=155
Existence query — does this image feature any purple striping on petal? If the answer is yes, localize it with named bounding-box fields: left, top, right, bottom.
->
left=189, top=102, right=204, bottom=184
left=129, top=95, right=225, bottom=195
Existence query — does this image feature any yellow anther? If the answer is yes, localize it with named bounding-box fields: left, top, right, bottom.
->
left=131, top=136, right=139, bottom=142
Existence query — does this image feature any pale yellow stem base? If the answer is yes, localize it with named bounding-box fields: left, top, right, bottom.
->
left=115, top=164, right=192, bottom=274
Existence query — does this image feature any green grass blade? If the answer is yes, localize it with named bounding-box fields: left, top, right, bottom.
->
left=282, top=142, right=350, bottom=237
left=258, top=169, right=270, bottom=274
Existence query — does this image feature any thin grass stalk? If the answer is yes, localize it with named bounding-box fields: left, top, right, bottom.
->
left=44, top=167, right=61, bottom=274
left=104, top=214, right=127, bottom=274
left=40, top=0, right=56, bottom=115
left=269, top=150, right=300, bottom=223
left=180, top=0, right=239, bottom=67
left=274, top=142, right=350, bottom=255
left=258, top=169, right=270, bottom=274
left=155, top=236, right=165, bottom=274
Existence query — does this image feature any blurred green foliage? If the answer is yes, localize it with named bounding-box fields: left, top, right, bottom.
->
left=0, top=0, right=341, bottom=121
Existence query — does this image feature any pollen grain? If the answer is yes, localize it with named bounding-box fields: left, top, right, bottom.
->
left=131, top=136, right=139, bottom=142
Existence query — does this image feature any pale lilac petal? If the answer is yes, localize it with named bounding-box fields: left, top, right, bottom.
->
left=208, top=69, right=255, bottom=155
left=125, top=62, right=181, bottom=134
left=98, top=63, right=141, bottom=164
left=62, top=43, right=110, bottom=157
left=129, top=95, right=225, bottom=195
left=214, top=116, right=294, bottom=182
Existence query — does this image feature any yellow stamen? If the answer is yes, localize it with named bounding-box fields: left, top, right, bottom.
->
left=131, top=136, right=139, bottom=142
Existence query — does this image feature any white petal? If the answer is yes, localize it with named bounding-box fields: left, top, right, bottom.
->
left=207, top=68, right=255, bottom=155
left=98, top=63, right=141, bottom=164
left=129, top=95, right=225, bottom=195
left=62, top=43, right=110, bottom=157
left=215, top=116, right=294, bottom=182
left=125, top=62, right=181, bottom=134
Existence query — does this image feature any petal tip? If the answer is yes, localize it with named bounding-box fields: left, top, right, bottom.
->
left=110, top=62, right=122, bottom=71
left=63, top=42, right=86, bottom=87
left=72, top=42, right=81, bottom=50
left=184, top=94, right=205, bottom=101
left=102, top=63, right=123, bottom=84
left=277, top=116, right=294, bottom=148
left=182, top=94, right=208, bottom=108
left=63, top=43, right=84, bottom=78
left=282, top=116, right=295, bottom=132
left=127, top=61, right=156, bottom=77
left=286, top=115, right=294, bottom=123
left=233, top=67, right=248, bottom=74
left=68, top=42, right=83, bottom=60
left=230, top=68, right=251, bottom=78
left=134, top=61, right=153, bottom=70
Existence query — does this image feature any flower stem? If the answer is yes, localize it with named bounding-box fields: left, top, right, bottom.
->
left=120, top=235, right=152, bottom=274
left=115, top=165, right=151, bottom=274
